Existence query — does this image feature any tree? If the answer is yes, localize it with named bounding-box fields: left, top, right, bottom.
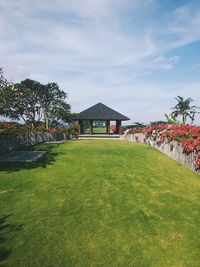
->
left=48, top=101, right=71, bottom=127
left=0, top=68, right=8, bottom=89
left=40, top=82, right=71, bottom=129
left=132, top=122, right=146, bottom=128
left=171, top=96, right=199, bottom=124
left=0, top=78, right=71, bottom=129
left=0, top=68, right=10, bottom=116
left=68, top=113, right=79, bottom=123
left=0, top=79, right=45, bottom=128
left=150, top=120, right=167, bottom=126
left=125, top=122, right=146, bottom=129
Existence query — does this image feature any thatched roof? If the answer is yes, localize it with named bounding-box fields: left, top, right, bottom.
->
left=75, top=102, right=129, bottom=121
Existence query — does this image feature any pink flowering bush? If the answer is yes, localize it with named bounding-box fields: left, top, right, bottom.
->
left=0, top=122, right=31, bottom=139
left=67, top=123, right=79, bottom=136
left=126, top=124, right=200, bottom=171
left=110, top=125, right=116, bottom=133
left=120, top=127, right=126, bottom=135
left=125, top=127, right=143, bottom=135
left=0, top=121, right=70, bottom=139
left=123, top=127, right=143, bottom=137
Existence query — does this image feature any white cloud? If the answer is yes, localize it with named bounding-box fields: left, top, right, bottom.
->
left=0, top=1, right=200, bottom=124
left=153, top=55, right=180, bottom=70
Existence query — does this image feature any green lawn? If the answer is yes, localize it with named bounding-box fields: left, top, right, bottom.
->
left=93, top=127, right=107, bottom=134
left=0, top=140, right=200, bottom=267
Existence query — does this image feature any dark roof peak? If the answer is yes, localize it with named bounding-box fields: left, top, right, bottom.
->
left=75, top=102, right=129, bottom=121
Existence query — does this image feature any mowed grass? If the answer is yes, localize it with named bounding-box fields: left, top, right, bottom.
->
left=93, top=127, right=107, bottom=134
left=0, top=140, right=200, bottom=267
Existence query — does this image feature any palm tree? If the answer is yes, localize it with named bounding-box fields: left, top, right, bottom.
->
left=171, top=96, right=199, bottom=124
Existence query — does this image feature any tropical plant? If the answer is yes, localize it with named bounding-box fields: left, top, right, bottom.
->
left=164, top=113, right=180, bottom=124
left=171, top=96, right=199, bottom=124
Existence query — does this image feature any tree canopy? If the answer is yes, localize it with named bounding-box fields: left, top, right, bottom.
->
left=0, top=77, right=71, bottom=129
left=0, top=68, right=8, bottom=89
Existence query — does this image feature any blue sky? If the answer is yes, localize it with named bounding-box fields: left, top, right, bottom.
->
left=0, top=0, right=200, bottom=124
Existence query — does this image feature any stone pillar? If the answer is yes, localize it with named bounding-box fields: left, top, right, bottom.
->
left=106, top=120, right=110, bottom=134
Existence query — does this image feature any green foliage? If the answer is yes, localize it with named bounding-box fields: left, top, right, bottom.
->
left=0, top=68, right=8, bottom=90
left=0, top=140, right=200, bottom=266
left=150, top=120, right=167, bottom=126
left=171, top=96, right=200, bottom=124
left=125, top=122, right=146, bottom=129
left=68, top=123, right=79, bottom=137
left=41, top=82, right=71, bottom=128
left=67, top=113, right=79, bottom=123
left=165, top=113, right=181, bottom=124
left=0, top=69, right=12, bottom=118
left=0, top=121, right=31, bottom=139
left=0, top=78, right=71, bottom=129
left=0, top=79, right=45, bottom=125
left=0, top=121, right=70, bottom=139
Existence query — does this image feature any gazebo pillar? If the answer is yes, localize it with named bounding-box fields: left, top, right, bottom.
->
left=78, top=120, right=83, bottom=135
left=106, top=120, right=110, bottom=134
left=89, top=120, right=93, bottom=134
left=116, top=120, right=121, bottom=134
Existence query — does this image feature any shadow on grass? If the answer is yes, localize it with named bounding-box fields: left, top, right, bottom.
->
left=0, top=143, right=65, bottom=173
left=0, top=214, right=23, bottom=267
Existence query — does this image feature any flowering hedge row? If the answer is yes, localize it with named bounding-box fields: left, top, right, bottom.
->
left=124, top=124, right=200, bottom=171
left=0, top=122, right=78, bottom=139
left=123, top=127, right=142, bottom=135
left=0, top=122, right=30, bottom=139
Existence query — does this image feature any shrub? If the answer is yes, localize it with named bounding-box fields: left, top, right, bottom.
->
left=124, top=124, right=200, bottom=171
left=0, top=121, right=70, bottom=139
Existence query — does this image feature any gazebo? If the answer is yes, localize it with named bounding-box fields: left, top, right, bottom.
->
left=75, top=102, right=129, bottom=135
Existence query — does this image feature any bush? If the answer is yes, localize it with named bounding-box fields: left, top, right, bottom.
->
left=124, top=124, right=200, bottom=171
left=0, top=121, right=70, bottom=139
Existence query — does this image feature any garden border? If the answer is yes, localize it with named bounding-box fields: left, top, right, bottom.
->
left=0, top=132, right=70, bottom=156
left=121, top=133, right=196, bottom=171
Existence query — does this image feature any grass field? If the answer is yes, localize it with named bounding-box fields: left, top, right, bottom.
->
left=93, top=127, right=107, bottom=134
left=0, top=140, right=200, bottom=266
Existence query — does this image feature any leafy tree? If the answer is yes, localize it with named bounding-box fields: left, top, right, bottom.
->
left=0, top=68, right=10, bottom=117
left=0, top=78, right=71, bottom=129
left=48, top=101, right=71, bottom=128
left=0, top=84, right=18, bottom=121
left=125, top=122, right=146, bottom=129
left=149, top=120, right=167, bottom=126
left=67, top=113, right=79, bottom=123
left=133, top=122, right=146, bottom=128
left=0, top=79, right=44, bottom=128
left=171, top=96, right=199, bottom=124
left=0, top=68, right=8, bottom=89
left=41, top=82, right=71, bottom=129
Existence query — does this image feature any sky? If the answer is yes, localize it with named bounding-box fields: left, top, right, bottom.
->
left=1, top=0, right=200, bottom=125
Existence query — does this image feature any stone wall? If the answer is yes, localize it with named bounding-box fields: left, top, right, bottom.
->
left=121, top=133, right=195, bottom=171
left=121, top=133, right=146, bottom=143
left=0, top=132, right=70, bottom=156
